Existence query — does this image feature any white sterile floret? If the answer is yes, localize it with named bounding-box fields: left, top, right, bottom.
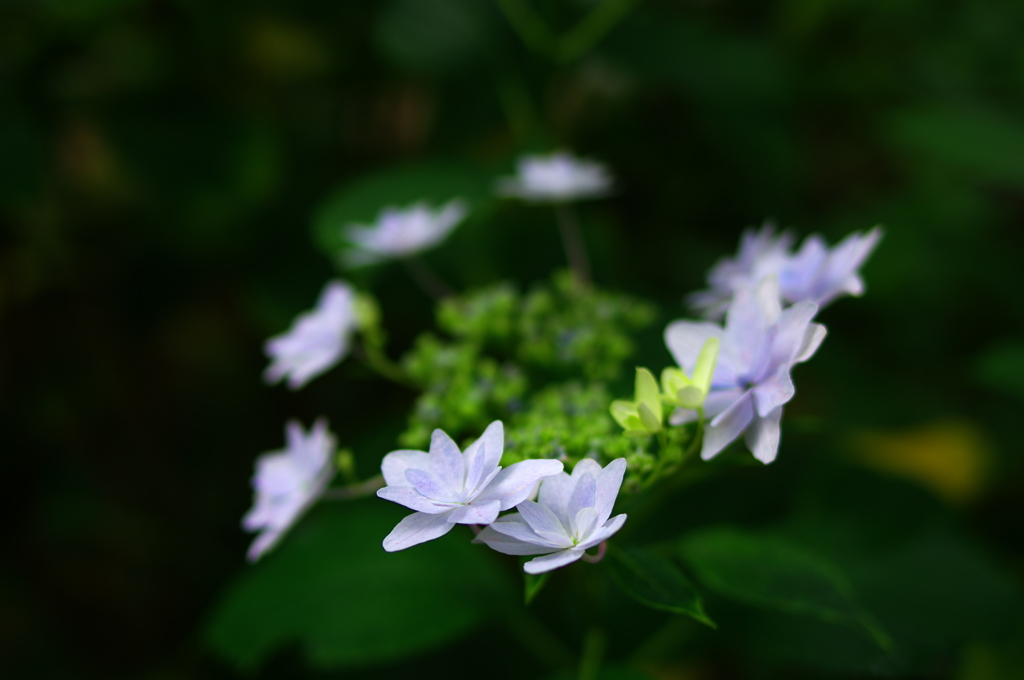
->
left=264, top=280, right=358, bottom=390
left=243, top=418, right=336, bottom=561
left=343, top=199, right=468, bottom=267
left=666, top=277, right=826, bottom=464
left=474, top=458, right=628, bottom=574
left=688, top=223, right=882, bottom=319
left=496, top=151, right=612, bottom=203
left=377, top=421, right=564, bottom=552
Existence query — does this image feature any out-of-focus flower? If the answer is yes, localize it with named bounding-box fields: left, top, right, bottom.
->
left=243, top=419, right=336, bottom=561
left=496, top=151, right=612, bottom=203
left=666, top=278, right=826, bottom=463
left=264, top=280, right=357, bottom=390
left=377, top=421, right=563, bottom=552
left=474, top=458, right=627, bottom=574
left=688, top=224, right=882, bottom=319
left=343, top=199, right=467, bottom=266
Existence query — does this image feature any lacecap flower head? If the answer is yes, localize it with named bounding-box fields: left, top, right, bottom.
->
left=377, top=421, right=563, bottom=552
left=343, top=199, right=468, bottom=267
left=243, top=418, right=336, bottom=561
left=496, top=151, right=612, bottom=203
left=474, top=458, right=628, bottom=574
left=264, top=280, right=357, bottom=390
left=666, top=277, right=826, bottom=464
left=688, top=224, right=882, bottom=319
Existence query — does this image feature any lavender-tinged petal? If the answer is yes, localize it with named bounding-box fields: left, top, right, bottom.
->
left=537, top=472, right=573, bottom=527
left=474, top=525, right=559, bottom=556
left=405, top=469, right=454, bottom=502
left=703, top=388, right=747, bottom=418
left=796, top=323, right=827, bottom=363
left=754, top=276, right=783, bottom=325
left=247, top=528, right=284, bottom=562
left=769, top=300, right=819, bottom=369
left=488, top=515, right=558, bottom=547
left=533, top=530, right=577, bottom=549
left=664, top=321, right=737, bottom=385
left=518, top=499, right=568, bottom=536
left=447, top=499, right=501, bottom=525
left=382, top=511, right=456, bottom=552
left=594, top=458, right=627, bottom=526
left=723, top=286, right=771, bottom=380
left=571, top=458, right=602, bottom=480
left=567, top=473, right=597, bottom=526
left=702, top=391, right=755, bottom=460
left=752, top=369, right=795, bottom=418
left=428, top=429, right=465, bottom=493
left=744, top=407, right=783, bottom=464
left=376, top=486, right=454, bottom=514
left=669, top=408, right=699, bottom=426
left=476, top=459, right=564, bottom=509
left=462, top=421, right=504, bottom=495
left=380, top=450, right=431, bottom=487
left=578, top=514, right=627, bottom=550
left=524, top=548, right=586, bottom=574
left=815, top=228, right=882, bottom=305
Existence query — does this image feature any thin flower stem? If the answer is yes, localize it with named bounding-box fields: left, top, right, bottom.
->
left=321, top=475, right=385, bottom=500
left=468, top=524, right=482, bottom=536
left=557, top=0, right=642, bottom=64
left=495, top=0, right=557, bottom=57
left=402, top=256, right=455, bottom=300
left=581, top=541, right=607, bottom=564
left=353, top=340, right=416, bottom=389
left=578, top=627, right=606, bottom=680
left=685, top=407, right=705, bottom=461
left=555, top=203, right=591, bottom=285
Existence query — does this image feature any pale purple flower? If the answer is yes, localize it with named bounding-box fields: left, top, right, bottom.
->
left=243, top=418, right=336, bottom=561
left=343, top=199, right=467, bottom=266
left=473, top=458, right=627, bottom=574
left=377, top=421, right=564, bottom=552
left=263, top=280, right=357, bottom=390
left=496, top=151, right=612, bottom=203
left=688, top=224, right=882, bottom=319
left=666, top=277, right=826, bottom=464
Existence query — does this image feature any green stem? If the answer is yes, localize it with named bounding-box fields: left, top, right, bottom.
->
left=321, top=474, right=384, bottom=500
left=355, top=339, right=416, bottom=389
left=578, top=627, right=606, bottom=680
left=557, top=0, right=642, bottom=64
left=685, top=407, right=705, bottom=461
left=555, top=203, right=591, bottom=286
left=495, top=0, right=557, bottom=56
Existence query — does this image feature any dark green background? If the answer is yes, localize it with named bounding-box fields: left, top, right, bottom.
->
left=3, top=0, right=1023, bottom=678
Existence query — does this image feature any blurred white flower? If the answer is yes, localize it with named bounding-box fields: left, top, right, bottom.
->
left=377, top=421, right=564, bottom=552
left=263, top=280, right=357, bottom=390
left=343, top=199, right=468, bottom=266
left=474, top=458, right=627, bottom=574
left=243, top=418, right=335, bottom=561
left=688, top=224, right=882, bottom=319
left=496, top=151, right=612, bottom=203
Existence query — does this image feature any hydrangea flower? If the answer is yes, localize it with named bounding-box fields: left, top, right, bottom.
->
left=688, top=224, right=882, bottom=319
left=666, top=277, right=826, bottom=464
left=243, top=418, right=336, bottom=561
left=474, top=458, right=627, bottom=574
left=496, top=151, right=612, bottom=203
left=264, top=280, right=357, bottom=390
left=343, top=199, right=468, bottom=266
left=377, top=421, right=564, bottom=552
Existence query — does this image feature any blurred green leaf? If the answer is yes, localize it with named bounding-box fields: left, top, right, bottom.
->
left=973, top=341, right=1024, bottom=402
left=887, top=106, right=1024, bottom=187
left=312, top=161, right=493, bottom=262
left=205, top=499, right=511, bottom=670
left=607, top=545, right=714, bottom=627
left=524, top=570, right=549, bottom=605
left=678, top=527, right=889, bottom=647
left=374, top=0, right=496, bottom=75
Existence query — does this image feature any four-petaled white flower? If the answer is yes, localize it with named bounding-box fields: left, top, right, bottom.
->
left=666, top=277, right=826, bottom=464
left=243, top=418, right=336, bottom=561
left=264, top=280, right=358, bottom=390
left=496, top=151, right=612, bottom=203
left=688, top=224, right=882, bottom=319
left=377, top=421, right=564, bottom=552
left=343, top=199, right=468, bottom=267
left=474, top=458, right=628, bottom=574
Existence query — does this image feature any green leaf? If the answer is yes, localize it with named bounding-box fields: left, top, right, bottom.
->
left=312, top=161, right=492, bottom=261
left=607, top=545, right=714, bottom=627
left=974, top=341, right=1024, bottom=402
left=634, top=368, right=662, bottom=423
left=205, top=500, right=511, bottom=670
left=374, top=0, right=496, bottom=76
left=609, top=400, right=637, bottom=430
left=692, top=337, right=720, bottom=394
left=524, top=571, right=550, bottom=605
left=678, top=527, right=889, bottom=648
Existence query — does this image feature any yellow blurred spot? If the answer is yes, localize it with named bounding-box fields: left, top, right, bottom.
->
left=853, top=421, right=992, bottom=504
left=245, top=20, right=330, bottom=79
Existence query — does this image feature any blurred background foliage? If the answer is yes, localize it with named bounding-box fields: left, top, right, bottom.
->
left=2, top=0, right=1024, bottom=678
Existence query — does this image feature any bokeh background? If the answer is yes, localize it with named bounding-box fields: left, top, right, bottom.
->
left=3, top=0, right=1024, bottom=678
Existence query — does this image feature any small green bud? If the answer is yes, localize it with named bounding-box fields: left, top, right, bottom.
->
left=354, top=293, right=381, bottom=332
left=336, top=448, right=357, bottom=483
